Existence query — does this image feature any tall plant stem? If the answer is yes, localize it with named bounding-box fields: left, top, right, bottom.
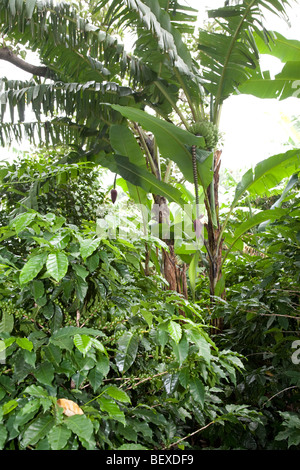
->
left=154, top=80, right=190, bottom=130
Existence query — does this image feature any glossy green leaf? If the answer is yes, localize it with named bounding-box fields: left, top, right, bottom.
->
left=186, top=328, right=212, bottom=364
left=19, top=253, right=47, bottom=286
left=16, top=337, right=33, bottom=352
left=98, top=396, right=126, bottom=425
left=12, top=212, right=36, bottom=235
left=2, top=399, right=18, bottom=415
left=23, top=385, right=50, bottom=398
left=168, top=320, right=182, bottom=344
left=115, top=332, right=139, bottom=373
left=0, top=337, right=15, bottom=352
left=73, top=334, right=92, bottom=356
left=48, top=425, right=72, bottom=450
left=172, top=334, right=189, bottom=366
left=21, top=415, right=54, bottom=447
left=65, top=414, right=94, bottom=447
left=79, top=238, right=101, bottom=260
left=91, top=337, right=108, bottom=356
left=104, top=385, right=131, bottom=403
left=46, top=252, right=68, bottom=282
left=189, top=377, right=205, bottom=407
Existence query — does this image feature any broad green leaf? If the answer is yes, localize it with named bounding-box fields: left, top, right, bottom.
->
left=31, top=280, right=45, bottom=300
left=65, top=414, right=94, bottom=444
left=0, top=339, right=12, bottom=352
left=98, top=153, right=185, bottom=206
left=34, top=362, right=54, bottom=386
left=21, top=415, right=54, bottom=447
left=91, top=337, right=108, bottom=356
left=46, top=252, right=68, bottom=282
left=79, top=238, right=101, bottom=260
left=238, top=32, right=300, bottom=100
left=104, top=385, right=131, bottom=403
left=26, top=0, right=37, bottom=19
left=98, top=396, right=126, bottom=425
left=172, top=335, right=189, bottom=366
left=73, top=334, right=92, bottom=356
left=110, top=105, right=205, bottom=184
left=168, top=320, right=182, bottom=344
left=12, top=212, right=36, bottom=234
left=110, top=124, right=145, bottom=168
left=186, top=328, right=212, bottom=364
left=23, top=385, right=49, bottom=398
left=19, top=253, right=47, bottom=286
left=232, top=149, right=300, bottom=206
left=48, top=425, right=72, bottom=450
left=72, top=264, right=89, bottom=279
left=163, top=373, right=179, bottom=394
left=50, top=326, right=104, bottom=351
left=115, top=332, right=139, bottom=373
left=88, top=367, right=103, bottom=392
left=0, top=310, right=14, bottom=334
left=189, top=377, right=205, bottom=408
left=254, top=31, right=300, bottom=62
left=96, top=355, right=110, bottom=376
left=2, top=399, right=18, bottom=415
left=16, top=337, right=33, bottom=352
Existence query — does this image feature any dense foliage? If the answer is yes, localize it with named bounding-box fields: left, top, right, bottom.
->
left=0, top=158, right=262, bottom=450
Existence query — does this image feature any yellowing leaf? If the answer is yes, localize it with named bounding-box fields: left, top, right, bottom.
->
left=57, top=398, right=84, bottom=417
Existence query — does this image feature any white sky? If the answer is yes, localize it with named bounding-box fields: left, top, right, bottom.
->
left=195, top=0, right=300, bottom=173
left=0, top=0, right=300, bottom=173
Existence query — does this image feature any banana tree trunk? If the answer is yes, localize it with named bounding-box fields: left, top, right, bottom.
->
left=153, top=194, right=188, bottom=299
left=205, top=150, right=224, bottom=333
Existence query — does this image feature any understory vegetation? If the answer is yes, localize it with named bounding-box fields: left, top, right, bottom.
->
left=0, top=154, right=299, bottom=450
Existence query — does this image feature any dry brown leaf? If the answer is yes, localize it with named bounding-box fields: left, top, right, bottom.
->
left=57, top=398, right=84, bottom=417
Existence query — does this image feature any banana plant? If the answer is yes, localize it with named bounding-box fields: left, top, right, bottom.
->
left=0, top=0, right=299, bottom=326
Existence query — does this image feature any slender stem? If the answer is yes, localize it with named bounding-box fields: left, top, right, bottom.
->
left=261, top=386, right=299, bottom=409
left=174, top=68, right=198, bottom=122
left=131, top=123, right=160, bottom=179
left=163, top=160, right=173, bottom=183
left=154, top=80, right=190, bottom=130
left=166, top=420, right=215, bottom=449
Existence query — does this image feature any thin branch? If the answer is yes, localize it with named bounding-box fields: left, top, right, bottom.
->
left=261, top=386, right=299, bottom=408
left=125, top=370, right=169, bottom=391
left=166, top=420, right=215, bottom=449
left=0, top=47, right=50, bottom=78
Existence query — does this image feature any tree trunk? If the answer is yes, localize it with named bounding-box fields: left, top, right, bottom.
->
left=205, top=150, right=224, bottom=333
left=153, top=194, right=188, bottom=299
